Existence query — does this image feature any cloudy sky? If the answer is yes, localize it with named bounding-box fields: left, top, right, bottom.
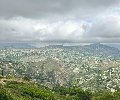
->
left=0, top=0, right=120, bottom=43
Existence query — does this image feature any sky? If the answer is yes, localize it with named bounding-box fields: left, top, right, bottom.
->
left=0, top=0, right=120, bottom=43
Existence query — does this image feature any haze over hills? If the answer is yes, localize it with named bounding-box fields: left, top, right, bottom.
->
left=1, top=43, right=119, bottom=60
left=0, top=42, right=35, bottom=49
left=0, top=42, right=120, bottom=50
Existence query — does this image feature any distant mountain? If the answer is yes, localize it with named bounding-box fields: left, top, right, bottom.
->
left=83, top=43, right=120, bottom=58
left=0, top=42, right=119, bottom=58
left=49, top=43, right=120, bottom=58
left=103, top=43, right=120, bottom=50
left=0, top=42, right=35, bottom=49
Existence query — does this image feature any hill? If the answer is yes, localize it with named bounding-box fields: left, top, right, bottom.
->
left=0, top=43, right=120, bottom=91
left=84, top=43, right=120, bottom=58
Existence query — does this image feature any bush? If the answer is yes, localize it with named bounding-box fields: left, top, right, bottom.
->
left=0, top=87, right=13, bottom=100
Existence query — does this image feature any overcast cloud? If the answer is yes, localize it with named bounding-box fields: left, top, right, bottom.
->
left=0, top=0, right=120, bottom=42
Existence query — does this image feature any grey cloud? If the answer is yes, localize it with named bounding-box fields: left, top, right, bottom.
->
left=0, top=0, right=120, bottom=43
left=0, top=15, right=120, bottom=43
left=87, top=15, right=120, bottom=38
left=0, top=18, right=36, bottom=41
left=0, top=17, right=86, bottom=42
left=0, top=0, right=119, bottom=18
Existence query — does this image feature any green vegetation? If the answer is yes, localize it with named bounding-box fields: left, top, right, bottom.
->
left=1, top=78, right=120, bottom=100
left=0, top=79, right=63, bottom=100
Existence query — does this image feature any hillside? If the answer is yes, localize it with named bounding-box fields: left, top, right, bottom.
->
left=0, top=77, right=63, bottom=100
left=84, top=43, right=120, bottom=58
left=1, top=77, right=120, bottom=100
left=0, top=43, right=120, bottom=91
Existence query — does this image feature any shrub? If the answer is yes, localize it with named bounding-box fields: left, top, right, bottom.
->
left=0, top=87, right=13, bottom=100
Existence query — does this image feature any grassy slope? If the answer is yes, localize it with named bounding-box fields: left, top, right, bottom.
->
left=1, top=77, right=120, bottom=100
left=0, top=77, right=65, bottom=100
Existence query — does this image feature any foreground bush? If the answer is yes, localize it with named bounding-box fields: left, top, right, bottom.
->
left=0, top=87, right=13, bottom=100
left=1, top=80, right=120, bottom=100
